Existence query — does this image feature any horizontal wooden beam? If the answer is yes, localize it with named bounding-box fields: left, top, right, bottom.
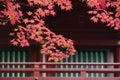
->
left=74, top=39, right=118, bottom=46
left=0, top=77, right=120, bottom=80
left=0, top=62, right=120, bottom=65
left=0, top=39, right=118, bottom=46
left=0, top=68, right=120, bottom=73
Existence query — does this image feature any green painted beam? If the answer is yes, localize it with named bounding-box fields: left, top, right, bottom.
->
left=95, top=51, right=100, bottom=77
left=54, top=49, right=107, bottom=78
left=60, top=60, right=64, bottom=77
left=85, top=51, right=89, bottom=77
left=90, top=51, right=94, bottom=77
left=12, top=51, right=15, bottom=77
left=80, top=51, right=84, bottom=68
left=17, top=51, right=21, bottom=77
left=22, top=51, right=26, bottom=77
left=65, top=58, right=69, bottom=77
left=75, top=52, right=79, bottom=77
left=70, top=55, right=74, bottom=77
left=7, top=51, right=10, bottom=77
left=0, top=50, right=28, bottom=77
left=100, top=51, right=105, bottom=77
left=1, top=51, right=5, bottom=77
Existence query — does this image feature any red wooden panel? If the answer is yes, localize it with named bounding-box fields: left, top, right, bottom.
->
left=39, top=68, right=120, bottom=73
left=0, top=62, right=120, bottom=80
left=0, top=77, right=120, bottom=80
left=0, top=68, right=34, bottom=72
left=0, top=62, right=120, bottom=65
left=0, top=68, right=120, bottom=73
left=0, top=77, right=34, bottom=80
left=38, top=77, right=120, bottom=80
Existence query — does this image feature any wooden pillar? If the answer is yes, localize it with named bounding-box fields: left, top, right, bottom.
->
left=31, top=46, right=39, bottom=62
left=114, top=46, right=120, bottom=76
left=107, top=50, right=114, bottom=77
left=33, top=64, right=40, bottom=79
left=81, top=71, right=86, bottom=80
left=42, top=54, right=46, bottom=77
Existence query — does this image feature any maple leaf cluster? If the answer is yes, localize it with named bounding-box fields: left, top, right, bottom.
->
left=0, top=0, right=119, bottom=61
left=85, top=0, right=120, bottom=30
left=0, top=0, right=75, bottom=62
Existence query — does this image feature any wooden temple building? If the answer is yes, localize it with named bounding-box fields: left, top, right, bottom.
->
left=0, top=0, right=120, bottom=80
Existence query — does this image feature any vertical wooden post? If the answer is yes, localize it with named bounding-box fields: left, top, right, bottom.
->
left=114, top=46, right=120, bottom=76
left=107, top=50, right=114, bottom=77
left=42, top=54, right=46, bottom=77
left=34, top=63, right=40, bottom=79
left=81, top=71, right=86, bottom=77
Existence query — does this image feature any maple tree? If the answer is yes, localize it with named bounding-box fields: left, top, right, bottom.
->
left=86, top=0, right=120, bottom=30
left=0, top=0, right=75, bottom=62
left=0, top=0, right=120, bottom=61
